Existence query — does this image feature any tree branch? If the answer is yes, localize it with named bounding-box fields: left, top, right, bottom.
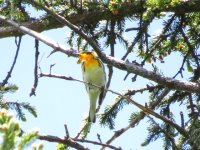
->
left=1, top=15, right=200, bottom=93
left=72, top=138, right=121, bottom=150
left=28, top=0, right=100, bottom=52
left=1, top=1, right=200, bottom=38
left=99, top=55, right=200, bottom=93
left=0, top=15, right=77, bottom=57
left=38, top=135, right=88, bottom=150
left=39, top=73, right=189, bottom=147
left=122, top=96, right=188, bottom=138
left=38, top=133, right=121, bottom=150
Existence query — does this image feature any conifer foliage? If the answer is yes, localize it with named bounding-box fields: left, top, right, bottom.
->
left=0, top=0, right=200, bottom=149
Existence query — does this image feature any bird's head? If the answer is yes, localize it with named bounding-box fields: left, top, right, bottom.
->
left=77, top=51, right=98, bottom=64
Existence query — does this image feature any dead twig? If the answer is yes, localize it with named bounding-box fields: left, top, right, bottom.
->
left=1, top=36, right=22, bottom=86
left=30, top=39, right=39, bottom=96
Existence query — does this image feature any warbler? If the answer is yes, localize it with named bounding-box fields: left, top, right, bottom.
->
left=77, top=51, right=106, bottom=123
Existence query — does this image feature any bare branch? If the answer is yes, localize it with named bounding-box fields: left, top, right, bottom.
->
left=180, top=111, right=184, bottom=128
left=97, top=133, right=102, bottom=143
left=1, top=36, right=22, bottom=86
left=30, top=39, right=39, bottom=96
left=39, top=73, right=85, bottom=84
left=38, top=135, right=88, bottom=150
left=38, top=133, right=121, bottom=150
left=72, top=138, right=121, bottom=150
left=99, top=54, right=200, bottom=93
left=173, top=53, right=188, bottom=78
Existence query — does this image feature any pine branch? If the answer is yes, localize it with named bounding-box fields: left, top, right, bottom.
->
left=103, top=88, right=170, bottom=147
left=99, top=96, right=128, bottom=129
left=74, top=117, right=91, bottom=140
left=1, top=1, right=200, bottom=38
left=146, top=116, right=178, bottom=149
left=39, top=73, right=189, bottom=146
left=0, top=15, right=64, bottom=38
left=180, top=27, right=200, bottom=68
left=0, top=84, right=18, bottom=96
left=122, top=14, right=154, bottom=60
left=121, top=95, right=188, bottom=138
left=39, top=72, right=199, bottom=148
left=141, top=117, right=162, bottom=147
left=116, top=91, right=199, bottom=148
left=3, top=101, right=37, bottom=120
left=99, top=85, right=159, bottom=129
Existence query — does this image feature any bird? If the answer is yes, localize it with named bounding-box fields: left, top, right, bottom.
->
left=77, top=51, right=106, bottom=123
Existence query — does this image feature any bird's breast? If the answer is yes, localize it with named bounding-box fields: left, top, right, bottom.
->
left=82, top=63, right=105, bottom=87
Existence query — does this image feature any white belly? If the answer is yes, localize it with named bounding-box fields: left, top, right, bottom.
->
left=83, top=66, right=106, bottom=87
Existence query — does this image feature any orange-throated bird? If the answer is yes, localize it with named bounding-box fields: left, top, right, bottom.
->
left=77, top=51, right=106, bottom=123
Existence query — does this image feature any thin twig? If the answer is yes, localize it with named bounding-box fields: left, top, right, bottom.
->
left=180, top=23, right=199, bottom=68
left=64, top=124, right=69, bottom=139
left=173, top=53, right=188, bottom=78
left=1, top=36, right=22, bottom=86
left=188, top=93, right=195, bottom=116
left=72, top=138, right=121, bottom=150
left=39, top=73, right=85, bottom=84
left=30, top=39, right=39, bottom=96
left=74, top=122, right=88, bottom=140
left=97, top=133, right=102, bottom=143
left=122, top=14, right=153, bottom=60
left=38, top=134, right=89, bottom=150
left=180, top=111, right=184, bottom=128
left=39, top=73, right=160, bottom=96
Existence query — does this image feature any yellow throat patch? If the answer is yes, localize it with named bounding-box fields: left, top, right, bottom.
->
left=77, top=51, right=100, bottom=70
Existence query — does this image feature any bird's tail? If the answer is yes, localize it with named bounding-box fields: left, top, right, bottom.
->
left=88, top=90, right=99, bottom=123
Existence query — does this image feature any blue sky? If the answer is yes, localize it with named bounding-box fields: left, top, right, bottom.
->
left=0, top=12, right=190, bottom=149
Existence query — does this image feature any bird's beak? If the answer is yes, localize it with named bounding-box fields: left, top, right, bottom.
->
left=77, top=59, right=82, bottom=64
